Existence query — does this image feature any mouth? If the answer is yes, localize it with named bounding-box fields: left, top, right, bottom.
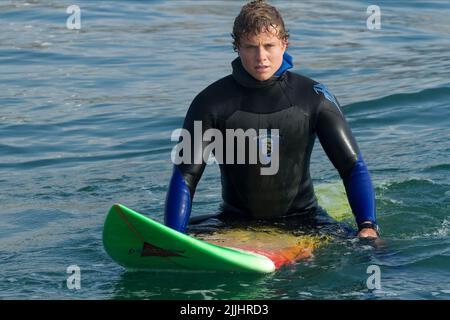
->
left=255, top=65, right=270, bottom=73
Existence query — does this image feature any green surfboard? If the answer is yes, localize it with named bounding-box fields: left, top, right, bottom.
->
left=103, top=204, right=278, bottom=273
left=103, top=183, right=352, bottom=273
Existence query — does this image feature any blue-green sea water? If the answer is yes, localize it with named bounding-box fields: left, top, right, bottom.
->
left=1, top=1, right=449, bottom=300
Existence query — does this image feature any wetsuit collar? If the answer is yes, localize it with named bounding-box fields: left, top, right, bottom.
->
left=275, top=52, right=294, bottom=76
left=232, top=52, right=294, bottom=89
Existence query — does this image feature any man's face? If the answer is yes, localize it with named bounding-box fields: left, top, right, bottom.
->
left=238, top=27, right=287, bottom=81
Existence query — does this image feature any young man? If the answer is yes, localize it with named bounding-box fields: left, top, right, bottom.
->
left=165, top=0, right=379, bottom=238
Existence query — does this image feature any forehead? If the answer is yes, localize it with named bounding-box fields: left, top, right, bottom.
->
left=241, top=27, right=282, bottom=44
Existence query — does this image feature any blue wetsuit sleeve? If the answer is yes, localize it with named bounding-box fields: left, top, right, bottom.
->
left=164, top=92, right=211, bottom=233
left=343, top=154, right=377, bottom=225
left=315, top=84, right=377, bottom=227
left=164, top=166, right=192, bottom=233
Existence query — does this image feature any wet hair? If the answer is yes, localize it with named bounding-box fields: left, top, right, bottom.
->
left=231, top=0, right=289, bottom=52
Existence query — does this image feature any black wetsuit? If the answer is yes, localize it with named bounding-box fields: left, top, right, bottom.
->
left=165, top=54, right=377, bottom=233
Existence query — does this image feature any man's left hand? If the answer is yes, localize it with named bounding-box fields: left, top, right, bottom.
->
left=358, top=227, right=378, bottom=238
left=358, top=227, right=386, bottom=248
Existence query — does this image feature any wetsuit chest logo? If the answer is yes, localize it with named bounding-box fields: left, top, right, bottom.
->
left=255, top=131, right=280, bottom=164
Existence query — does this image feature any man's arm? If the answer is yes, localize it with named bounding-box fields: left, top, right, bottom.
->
left=314, top=84, right=379, bottom=238
left=164, top=164, right=205, bottom=233
left=164, top=93, right=211, bottom=233
left=165, top=166, right=191, bottom=232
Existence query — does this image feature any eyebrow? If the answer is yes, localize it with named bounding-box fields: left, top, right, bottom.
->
left=242, top=41, right=278, bottom=46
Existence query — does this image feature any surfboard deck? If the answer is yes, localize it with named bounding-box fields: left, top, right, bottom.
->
left=104, top=204, right=327, bottom=273
left=103, top=183, right=352, bottom=273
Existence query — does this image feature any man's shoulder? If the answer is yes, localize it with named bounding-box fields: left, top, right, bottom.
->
left=186, top=75, right=240, bottom=119
left=287, top=72, right=339, bottom=108
left=286, top=71, right=319, bottom=90
left=286, top=72, right=323, bottom=107
left=194, top=75, right=238, bottom=104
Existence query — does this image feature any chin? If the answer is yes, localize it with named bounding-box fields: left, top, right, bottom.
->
left=253, top=74, right=272, bottom=81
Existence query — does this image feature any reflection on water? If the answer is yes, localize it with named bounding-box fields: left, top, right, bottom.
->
left=114, top=270, right=272, bottom=300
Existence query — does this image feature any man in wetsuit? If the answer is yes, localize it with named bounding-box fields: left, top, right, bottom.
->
left=164, top=0, right=380, bottom=238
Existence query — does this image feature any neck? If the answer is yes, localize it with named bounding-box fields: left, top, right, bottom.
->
left=231, top=52, right=293, bottom=89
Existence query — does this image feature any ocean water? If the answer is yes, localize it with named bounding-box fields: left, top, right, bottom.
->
left=1, top=0, right=449, bottom=300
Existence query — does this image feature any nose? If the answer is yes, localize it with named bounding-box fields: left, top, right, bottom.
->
left=255, top=46, right=268, bottom=63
